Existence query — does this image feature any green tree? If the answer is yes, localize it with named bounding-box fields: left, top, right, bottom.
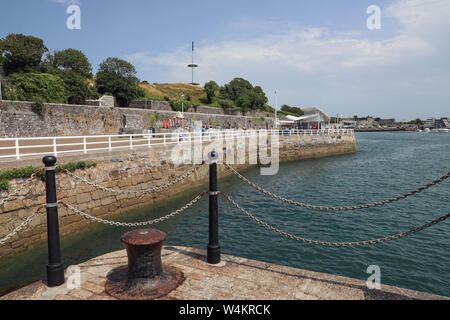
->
left=95, top=57, right=145, bottom=107
left=204, top=80, right=219, bottom=103
left=220, top=78, right=253, bottom=103
left=2, top=73, right=68, bottom=103
left=280, top=104, right=304, bottom=116
left=0, top=34, right=48, bottom=75
left=236, top=92, right=252, bottom=111
left=411, top=118, right=423, bottom=125
left=219, top=78, right=268, bottom=111
left=218, top=99, right=234, bottom=109
left=250, top=86, right=268, bottom=110
left=59, top=71, right=93, bottom=104
left=43, top=48, right=92, bottom=78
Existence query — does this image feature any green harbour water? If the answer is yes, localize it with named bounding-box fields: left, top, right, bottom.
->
left=0, top=132, right=449, bottom=297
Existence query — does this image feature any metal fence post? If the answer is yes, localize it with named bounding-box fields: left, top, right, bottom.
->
left=207, top=151, right=221, bottom=264
left=43, top=156, right=65, bottom=287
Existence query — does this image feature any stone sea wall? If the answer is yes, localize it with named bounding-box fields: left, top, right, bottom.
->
left=0, top=134, right=356, bottom=257
left=0, top=100, right=274, bottom=138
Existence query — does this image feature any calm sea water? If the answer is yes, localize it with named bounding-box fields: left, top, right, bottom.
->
left=1, top=132, right=449, bottom=296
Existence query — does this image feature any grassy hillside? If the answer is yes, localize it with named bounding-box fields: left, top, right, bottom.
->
left=139, top=82, right=206, bottom=104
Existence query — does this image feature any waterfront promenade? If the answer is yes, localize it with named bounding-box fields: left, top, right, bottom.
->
left=2, top=246, right=446, bottom=300
left=1, top=131, right=449, bottom=299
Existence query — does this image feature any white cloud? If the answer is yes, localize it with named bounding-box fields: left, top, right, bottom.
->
left=126, top=0, right=450, bottom=119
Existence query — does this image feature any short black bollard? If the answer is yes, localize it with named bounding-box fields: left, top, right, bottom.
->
left=207, top=151, right=221, bottom=264
left=105, top=229, right=184, bottom=300
left=43, top=156, right=65, bottom=287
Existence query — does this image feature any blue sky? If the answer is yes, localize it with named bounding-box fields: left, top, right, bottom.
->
left=1, top=0, right=449, bottom=120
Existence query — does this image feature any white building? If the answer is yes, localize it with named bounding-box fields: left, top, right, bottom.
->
left=284, top=107, right=330, bottom=129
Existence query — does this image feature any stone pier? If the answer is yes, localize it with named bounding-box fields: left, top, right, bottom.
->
left=1, top=246, right=446, bottom=300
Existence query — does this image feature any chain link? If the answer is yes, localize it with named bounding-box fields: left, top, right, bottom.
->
left=220, top=192, right=450, bottom=247
left=59, top=164, right=202, bottom=195
left=0, top=168, right=44, bottom=209
left=0, top=205, right=45, bottom=247
left=225, top=164, right=449, bottom=212
left=59, top=191, right=207, bottom=227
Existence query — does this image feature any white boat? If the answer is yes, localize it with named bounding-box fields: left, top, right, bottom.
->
left=430, top=128, right=450, bottom=133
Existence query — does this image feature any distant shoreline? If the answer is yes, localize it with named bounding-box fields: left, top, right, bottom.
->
left=354, top=127, right=414, bottom=132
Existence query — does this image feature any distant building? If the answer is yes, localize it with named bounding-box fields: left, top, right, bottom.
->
left=422, top=117, right=450, bottom=129
left=378, top=118, right=396, bottom=126
left=284, top=106, right=330, bottom=129
left=340, top=120, right=357, bottom=128
left=423, top=118, right=435, bottom=129
left=442, top=118, right=449, bottom=128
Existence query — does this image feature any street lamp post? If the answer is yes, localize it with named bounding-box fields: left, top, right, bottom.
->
left=181, top=94, right=184, bottom=114
left=274, top=90, right=278, bottom=129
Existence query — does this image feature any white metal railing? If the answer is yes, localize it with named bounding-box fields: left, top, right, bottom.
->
left=0, top=129, right=354, bottom=160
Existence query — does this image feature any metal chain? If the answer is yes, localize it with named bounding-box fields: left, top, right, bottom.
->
left=225, top=164, right=449, bottom=212
left=0, top=205, right=45, bottom=247
left=220, top=192, right=450, bottom=247
left=0, top=168, right=44, bottom=209
left=59, top=191, right=207, bottom=227
left=59, top=164, right=202, bottom=195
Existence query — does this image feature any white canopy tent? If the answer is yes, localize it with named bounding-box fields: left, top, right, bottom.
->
left=283, top=107, right=330, bottom=129
left=285, top=114, right=317, bottom=122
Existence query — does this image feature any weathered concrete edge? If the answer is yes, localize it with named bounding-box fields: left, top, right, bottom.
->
left=2, top=246, right=447, bottom=300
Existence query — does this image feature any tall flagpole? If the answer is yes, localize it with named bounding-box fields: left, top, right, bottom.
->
left=191, top=41, right=194, bottom=84
left=187, top=41, right=198, bottom=85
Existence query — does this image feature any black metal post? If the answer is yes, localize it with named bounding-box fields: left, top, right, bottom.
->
left=43, top=156, right=65, bottom=287
left=207, top=151, right=221, bottom=264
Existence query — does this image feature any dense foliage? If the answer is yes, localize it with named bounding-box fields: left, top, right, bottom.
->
left=58, top=71, right=94, bottom=104
left=96, top=57, right=145, bottom=107
left=219, top=78, right=268, bottom=111
left=204, top=80, right=219, bottom=103
left=0, top=34, right=100, bottom=105
left=163, top=96, right=199, bottom=112
left=42, top=48, right=97, bottom=104
left=0, top=33, right=274, bottom=111
left=0, top=34, right=48, bottom=75
left=2, top=73, right=68, bottom=103
left=280, top=104, right=304, bottom=116
left=43, top=48, right=93, bottom=78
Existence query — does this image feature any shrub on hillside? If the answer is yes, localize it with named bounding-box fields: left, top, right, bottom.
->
left=58, top=71, right=93, bottom=104
left=2, top=73, right=68, bottom=103
left=166, top=98, right=199, bottom=112
left=95, top=57, right=145, bottom=107
left=43, top=48, right=93, bottom=78
left=0, top=33, right=48, bottom=75
left=218, top=99, right=234, bottom=109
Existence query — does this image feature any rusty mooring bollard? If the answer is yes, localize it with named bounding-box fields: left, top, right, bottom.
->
left=105, top=229, right=184, bottom=300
